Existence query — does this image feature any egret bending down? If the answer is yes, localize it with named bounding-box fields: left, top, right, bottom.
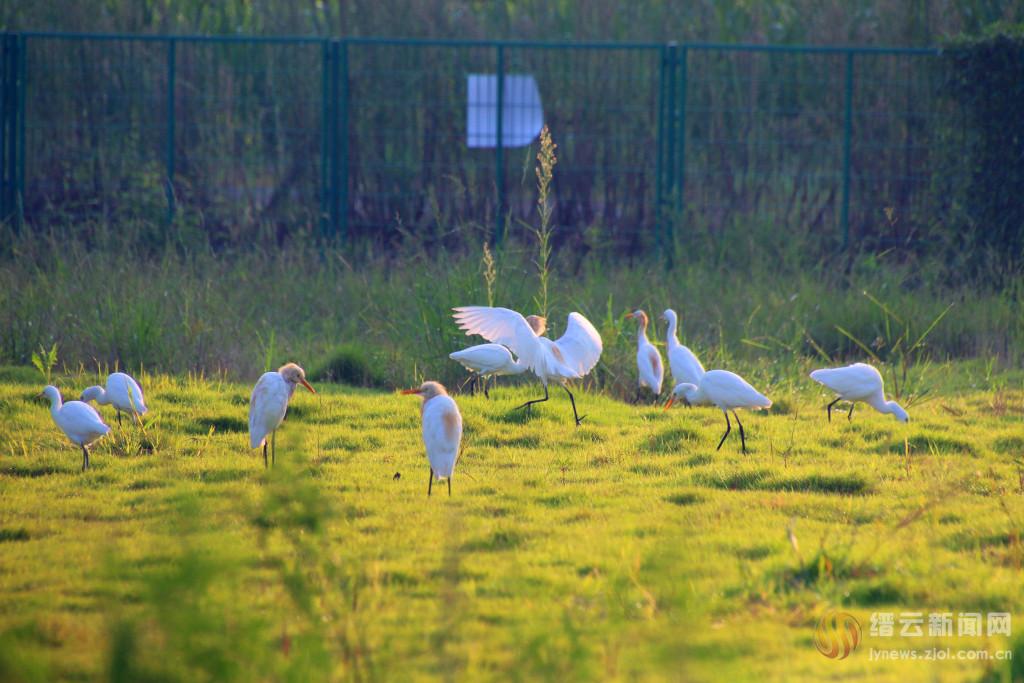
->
left=661, top=308, right=705, bottom=387
left=41, top=385, right=110, bottom=471
left=81, top=372, right=147, bottom=426
left=809, top=363, right=909, bottom=423
left=626, top=309, right=664, bottom=402
left=449, top=343, right=528, bottom=398
left=452, top=306, right=603, bottom=426
left=666, top=370, right=772, bottom=453
left=402, top=381, right=462, bottom=496
left=248, top=362, right=315, bottom=468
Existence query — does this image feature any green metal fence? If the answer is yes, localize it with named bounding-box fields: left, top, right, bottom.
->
left=0, top=32, right=954, bottom=250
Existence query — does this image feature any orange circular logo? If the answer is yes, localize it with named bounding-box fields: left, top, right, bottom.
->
left=814, top=610, right=861, bottom=659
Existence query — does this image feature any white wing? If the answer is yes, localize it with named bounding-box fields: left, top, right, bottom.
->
left=553, top=312, right=603, bottom=377
left=638, top=343, right=664, bottom=394
left=449, top=343, right=516, bottom=374
left=452, top=307, right=544, bottom=374
left=809, top=363, right=881, bottom=401
left=58, top=401, right=110, bottom=446
left=668, top=345, right=706, bottom=386
left=249, top=372, right=289, bottom=449
left=422, top=395, right=461, bottom=479
left=108, top=372, right=147, bottom=414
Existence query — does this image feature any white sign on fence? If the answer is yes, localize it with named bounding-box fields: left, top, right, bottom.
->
left=466, top=74, right=544, bottom=148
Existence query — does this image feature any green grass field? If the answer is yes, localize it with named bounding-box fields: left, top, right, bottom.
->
left=1, top=361, right=1022, bottom=682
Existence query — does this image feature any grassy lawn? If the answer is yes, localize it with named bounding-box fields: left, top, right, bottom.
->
left=1, top=362, right=1023, bottom=681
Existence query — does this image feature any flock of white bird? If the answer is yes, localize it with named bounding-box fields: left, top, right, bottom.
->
left=39, top=305, right=908, bottom=495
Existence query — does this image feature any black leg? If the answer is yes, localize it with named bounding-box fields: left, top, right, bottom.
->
left=516, top=383, right=550, bottom=413
left=633, top=387, right=641, bottom=405
left=263, top=442, right=268, bottom=469
left=447, top=477, right=452, bottom=497
left=847, top=403, right=855, bottom=422
left=483, top=376, right=490, bottom=400
left=716, top=411, right=732, bottom=451
left=427, top=467, right=433, bottom=497
left=271, top=431, right=276, bottom=466
left=825, top=397, right=841, bottom=422
left=733, top=410, right=747, bottom=454
left=82, top=446, right=88, bottom=471
left=562, top=384, right=585, bottom=427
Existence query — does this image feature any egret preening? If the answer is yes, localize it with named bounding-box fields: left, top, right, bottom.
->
left=625, top=309, right=664, bottom=402
left=248, top=362, right=315, bottom=468
left=41, top=386, right=110, bottom=471
left=449, top=343, right=528, bottom=398
left=809, top=363, right=909, bottom=423
left=666, top=370, right=771, bottom=453
left=80, top=372, right=147, bottom=426
left=402, top=381, right=462, bottom=496
left=661, top=309, right=705, bottom=387
left=452, top=306, right=603, bottom=426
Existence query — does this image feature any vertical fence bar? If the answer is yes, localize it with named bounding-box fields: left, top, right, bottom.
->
left=5, top=33, right=20, bottom=228
left=0, top=33, right=9, bottom=223
left=165, top=38, right=176, bottom=227
left=675, top=46, right=688, bottom=218
left=327, top=39, right=340, bottom=239
left=655, top=44, right=667, bottom=249
left=841, top=51, right=854, bottom=249
left=664, top=43, right=677, bottom=251
left=494, top=44, right=506, bottom=244
left=14, top=33, right=25, bottom=229
left=320, top=40, right=330, bottom=237
left=338, top=39, right=349, bottom=244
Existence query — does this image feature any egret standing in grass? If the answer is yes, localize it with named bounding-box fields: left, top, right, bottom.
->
left=626, top=309, right=664, bottom=403
left=80, top=371, right=147, bottom=426
left=661, top=308, right=705, bottom=387
left=452, top=306, right=602, bottom=426
left=248, top=362, right=315, bottom=468
left=402, top=381, right=462, bottom=496
left=809, top=363, right=909, bottom=423
left=666, top=370, right=772, bottom=453
left=41, top=385, right=110, bottom=471
left=449, top=343, right=528, bottom=398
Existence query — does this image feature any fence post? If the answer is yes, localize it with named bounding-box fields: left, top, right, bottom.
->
left=841, top=51, right=854, bottom=249
left=16, top=32, right=24, bottom=229
left=662, top=43, right=678, bottom=254
left=494, top=43, right=506, bottom=245
left=675, top=46, right=688, bottom=218
left=338, top=39, right=349, bottom=244
left=165, top=38, right=176, bottom=227
left=320, top=40, right=331, bottom=237
left=0, top=33, right=9, bottom=225
left=655, top=44, right=667, bottom=248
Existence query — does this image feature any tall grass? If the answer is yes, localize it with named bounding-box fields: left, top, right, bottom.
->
left=2, top=213, right=1021, bottom=397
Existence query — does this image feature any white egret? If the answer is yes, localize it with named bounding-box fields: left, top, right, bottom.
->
left=449, top=343, right=528, bottom=398
left=80, top=371, right=148, bottom=426
left=248, top=362, right=315, bottom=468
left=666, top=370, right=772, bottom=453
left=41, top=385, right=110, bottom=471
left=809, top=363, right=909, bottom=423
left=661, top=308, right=706, bottom=387
left=452, top=306, right=603, bottom=426
left=402, top=381, right=462, bottom=496
left=625, top=309, right=664, bottom=402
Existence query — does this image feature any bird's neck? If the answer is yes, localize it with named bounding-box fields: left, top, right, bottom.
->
left=665, top=316, right=680, bottom=348
left=48, top=393, right=63, bottom=414
left=636, top=323, right=649, bottom=346
left=94, top=388, right=110, bottom=405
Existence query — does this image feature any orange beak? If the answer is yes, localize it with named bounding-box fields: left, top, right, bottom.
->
left=663, top=396, right=674, bottom=411
left=625, top=312, right=636, bottom=320
left=400, top=388, right=421, bottom=395
left=300, top=379, right=316, bottom=394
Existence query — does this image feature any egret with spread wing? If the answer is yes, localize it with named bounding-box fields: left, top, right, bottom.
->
left=452, top=306, right=602, bottom=426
